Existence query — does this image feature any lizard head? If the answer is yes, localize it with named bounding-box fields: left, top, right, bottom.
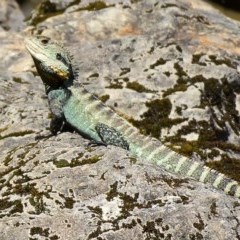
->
left=24, top=35, right=76, bottom=88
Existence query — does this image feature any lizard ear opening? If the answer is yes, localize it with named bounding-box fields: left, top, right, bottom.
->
left=56, top=53, right=68, bottom=66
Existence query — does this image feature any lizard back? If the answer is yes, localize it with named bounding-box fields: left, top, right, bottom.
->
left=65, top=84, right=240, bottom=199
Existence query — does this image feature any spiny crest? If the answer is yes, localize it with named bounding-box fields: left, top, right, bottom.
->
left=57, top=40, right=79, bottom=80
left=64, top=46, right=79, bottom=80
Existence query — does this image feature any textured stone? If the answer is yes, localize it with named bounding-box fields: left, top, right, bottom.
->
left=1, top=0, right=240, bottom=239
left=0, top=0, right=25, bottom=31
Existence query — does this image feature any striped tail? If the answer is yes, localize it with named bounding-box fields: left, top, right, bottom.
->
left=94, top=97, right=240, bottom=199
left=126, top=131, right=240, bottom=198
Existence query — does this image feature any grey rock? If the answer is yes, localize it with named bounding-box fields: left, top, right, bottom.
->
left=1, top=0, right=240, bottom=239
left=0, top=0, right=25, bottom=31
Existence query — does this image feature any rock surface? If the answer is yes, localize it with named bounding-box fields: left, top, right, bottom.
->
left=1, top=0, right=240, bottom=239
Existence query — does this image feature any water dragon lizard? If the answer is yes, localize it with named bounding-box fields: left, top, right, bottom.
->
left=24, top=35, right=240, bottom=199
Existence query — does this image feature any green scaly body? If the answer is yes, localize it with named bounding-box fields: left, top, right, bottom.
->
left=24, top=35, right=240, bottom=198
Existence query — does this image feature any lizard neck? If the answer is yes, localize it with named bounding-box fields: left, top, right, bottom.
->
left=44, top=77, right=74, bottom=94
left=32, top=57, right=76, bottom=94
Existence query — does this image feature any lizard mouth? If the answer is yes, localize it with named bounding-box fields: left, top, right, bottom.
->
left=24, top=37, right=50, bottom=63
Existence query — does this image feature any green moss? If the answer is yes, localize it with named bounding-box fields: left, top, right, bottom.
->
left=164, top=71, right=171, bottom=77
left=174, top=62, right=189, bottom=84
left=208, top=55, right=235, bottom=68
left=195, top=15, right=209, bottom=25
left=0, top=198, right=23, bottom=218
left=0, top=130, right=34, bottom=140
left=47, top=112, right=52, bottom=119
left=88, top=206, right=103, bottom=216
left=26, top=1, right=64, bottom=25
left=66, top=0, right=81, bottom=8
left=119, top=192, right=139, bottom=218
left=175, top=106, right=182, bottom=115
left=4, top=150, right=14, bottom=166
left=12, top=77, right=23, bottom=83
left=193, top=214, right=204, bottom=231
left=129, top=157, right=137, bottom=164
left=29, top=195, right=46, bottom=214
left=59, top=193, right=75, bottom=209
left=148, top=46, right=155, bottom=54
left=192, top=53, right=207, bottom=66
left=23, top=183, right=50, bottom=215
left=50, top=235, right=59, bottom=240
left=3, top=142, right=35, bottom=167
left=106, top=181, right=118, bottom=201
left=53, top=153, right=101, bottom=168
left=130, top=0, right=142, bottom=3
left=30, top=227, right=50, bottom=237
left=87, top=226, right=101, bottom=239
left=53, top=159, right=69, bottom=168
left=150, top=58, right=167, bottom=69
left=161, top=3, right=178, bottom=8
left=126, top=81, right=156, bottom=93
left=142, top=220, right=165, bottom=239
left=119, top=68, right=130, bottom=76
left=0, top=126, right=8, bottom=133
left=162, top=62, right=191, bottom=97
left=74, top=1, right=114, bottom=12
left=131, top=98, right=185, bottom=138
left=201, top=77, right=240, bottom=134
left=88, top=73, right=99, bottom=78
left=106, top=79, right=124, bottom=89
left=122, top=219, right=137, bottom=229
left=176, top=45, right=182, bottom=53
left=210, top=201, right=217, bottom=215
left=162, top=70, right=240, bottom=165
left=163, top=84, right=188, bottom=97
left=190, top=74, right=206, bottom=85
left=189, top=232, right=204, bottom=240
left=207, top=149, right=220, bottom=160
left=165, top=119, right=215, bottom=157
left=99, top=94, right=109, bottom=103
left=12, top=183, right=36, bottom=196
left=163, top=177, right=189, bottom=189
left=206, top=155, right=240, bottom=182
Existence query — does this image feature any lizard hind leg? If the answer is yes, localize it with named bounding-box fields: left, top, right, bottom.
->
left=95, top=122, right=129, bottom=150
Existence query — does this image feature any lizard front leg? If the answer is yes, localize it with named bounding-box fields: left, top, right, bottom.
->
left=95, top=122, right=129, bottom=150
left=48, top=89, right=68, bottom=135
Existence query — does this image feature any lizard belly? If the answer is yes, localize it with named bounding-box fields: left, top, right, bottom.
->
left=63, top=93, right=102, bottom=142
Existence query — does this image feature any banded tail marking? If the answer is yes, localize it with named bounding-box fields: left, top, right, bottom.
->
left=146, top=145, right=169, bottom=161
left=106, top=112, right=135, bottom=135
left=213, top=173, right=225, bottom=189
left=186, top=162, right=201, bottom=177
left=235, top=186, right=240, bottom=198
left=134, top=139, right=157, bottom=157
left=175, top=156, right=188, bottom=173
left=199, top=166, right=211, bottom=183
left=224, top=181, right=238, bottom=195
